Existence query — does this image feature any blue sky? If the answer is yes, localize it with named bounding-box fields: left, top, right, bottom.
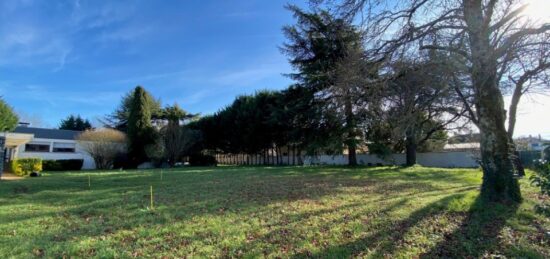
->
left=1, top=0, right=548, bottom=138
left=0, top=0, right=307, bottom=127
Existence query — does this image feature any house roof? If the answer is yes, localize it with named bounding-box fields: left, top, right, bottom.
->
left=0, top=132, right=34, bottom=147
left=13, top=127, right=81, bottom=140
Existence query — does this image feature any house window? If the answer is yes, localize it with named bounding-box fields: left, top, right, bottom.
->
left=25, top=142, right=50, bottom=152
left=53, top=142, right=76, bottom=153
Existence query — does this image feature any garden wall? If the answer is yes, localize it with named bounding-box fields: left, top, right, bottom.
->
left=303, top=152, right=479, bottom=168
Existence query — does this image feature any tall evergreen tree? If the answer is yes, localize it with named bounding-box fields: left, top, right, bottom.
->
left=59, top=115, right=93, bottom=131
left=127, top=86, right=157, bottom=168
left=0, top=97, right=18, bottom=132
left=104, top=86, right=161, bottom=131
left=282, top=5, right=373, bottom=165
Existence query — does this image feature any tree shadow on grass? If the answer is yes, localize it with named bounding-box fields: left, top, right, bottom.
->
left=291, top=193, right=470, bottom=258
left=419, top=197, right=519, bottom=258
left=0, top=166, right=484, bottom=257
left=293, top=193, right=521, bottom=258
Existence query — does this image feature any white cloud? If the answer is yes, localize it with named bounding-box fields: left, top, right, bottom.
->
left=0, top=0, right=143, bottom=69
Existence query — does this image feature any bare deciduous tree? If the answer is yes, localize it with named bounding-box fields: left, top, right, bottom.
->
left=384, top=55, right=466, bottom=166
left=77, top=129, right=127, bottom=170
left=316, top=0, right=549, bottom=202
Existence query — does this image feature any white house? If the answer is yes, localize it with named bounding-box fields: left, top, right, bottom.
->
left=2, top=126, right=96, bottom=170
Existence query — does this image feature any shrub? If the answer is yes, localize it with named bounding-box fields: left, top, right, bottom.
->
left=531, top=162, right=550, bottom=196
left=113, top=153, right=130, bottom=169
left=189, top=154, right=217, bottom=166
left=10, top=158, right=42, bottom=176
left=42, top=159, right=84, bottom=171
left=531, top=161, right=550, bottom=216
left=77, top=129, right=127, bottom=170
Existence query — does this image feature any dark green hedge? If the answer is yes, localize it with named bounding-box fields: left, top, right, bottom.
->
left=189, top=154, right=217, bottom=166
left=42, top=159, right=84, bottom=171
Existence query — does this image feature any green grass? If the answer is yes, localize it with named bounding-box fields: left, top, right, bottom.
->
left=0, top=166, right=548, bottom=258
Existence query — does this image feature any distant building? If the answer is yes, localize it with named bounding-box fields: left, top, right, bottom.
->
left=1, top=125, right=96, bottom=170
left=515, top=135, right=549, bottom=151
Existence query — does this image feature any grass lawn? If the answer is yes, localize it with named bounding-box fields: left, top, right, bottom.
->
left=0, top=166, right=549, bottom=258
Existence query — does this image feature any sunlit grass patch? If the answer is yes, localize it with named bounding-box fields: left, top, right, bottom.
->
left=0, top=166, right=548, bottom=258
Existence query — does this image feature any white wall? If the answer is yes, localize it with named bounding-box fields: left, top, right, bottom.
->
left=303, top=152, right=479, bottom=168
left=16, top=138, right=96, bottom=170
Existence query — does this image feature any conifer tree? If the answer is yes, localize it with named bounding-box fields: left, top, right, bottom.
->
left=127, top=86, right=156, bottom=168
left=59, top=115, right=92, bottom=131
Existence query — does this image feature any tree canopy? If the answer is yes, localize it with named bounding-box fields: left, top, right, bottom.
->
left=59, top=115, right=93, bottom=131
left=282, top=5, right=379, bottom=165
left=104, top=86, right=161, bottom=131
left=0, top=97, right=18, bottom=132
left=126, top=86, right=157, bottom=168
left=311, top=0, right=550, bottom=202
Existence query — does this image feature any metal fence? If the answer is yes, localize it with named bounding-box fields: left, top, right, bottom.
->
left=518, top=150, right=542, bottom=167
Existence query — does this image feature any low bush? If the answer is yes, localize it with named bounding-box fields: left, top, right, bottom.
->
left=531, top=162, right=550, bottom=196
left=531, top=161, right=550, bottom=216
left=9, top=158, right=42, bottom=176
left=189, top=154, right=217, bottom=166
left=42, top=159, right=83, bottom=171
left=113, top=153, right=130, bottom=169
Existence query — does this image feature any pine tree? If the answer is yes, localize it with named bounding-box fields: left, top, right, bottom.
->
left=59, top=115, right=93, bottom=131
left=282, top=6, right=371, bottom=165
left=103, top=88, right=161, bottom=131
left=127, top=86, right=156, bottom=168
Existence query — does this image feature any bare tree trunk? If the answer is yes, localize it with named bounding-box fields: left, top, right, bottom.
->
left=507, top=86, right=526, bottom=177
left=345, top=98, right=357, bottom=166
left=292, top=146, right=296, bottom=165
left=271, top=147, right=276, bottom=165
left=287, top=147, right=290, bottom=165
left=511, top=146, right=525, bottom=177
left=275, top=147, right=279, bottom=165
left=405, top=132, right=417, bottom=166
left=297, top=148, right=304, bottom=165
left=277, top=147, right=282, bottom=165
left=464, top=0, right=521, bottom=202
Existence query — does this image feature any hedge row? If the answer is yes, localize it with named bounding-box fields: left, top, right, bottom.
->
left=42, top=159, right=84, bottom=171
left=9, top=159, right=83, bottom=175
left=189, top=154, right=217, bottom=166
